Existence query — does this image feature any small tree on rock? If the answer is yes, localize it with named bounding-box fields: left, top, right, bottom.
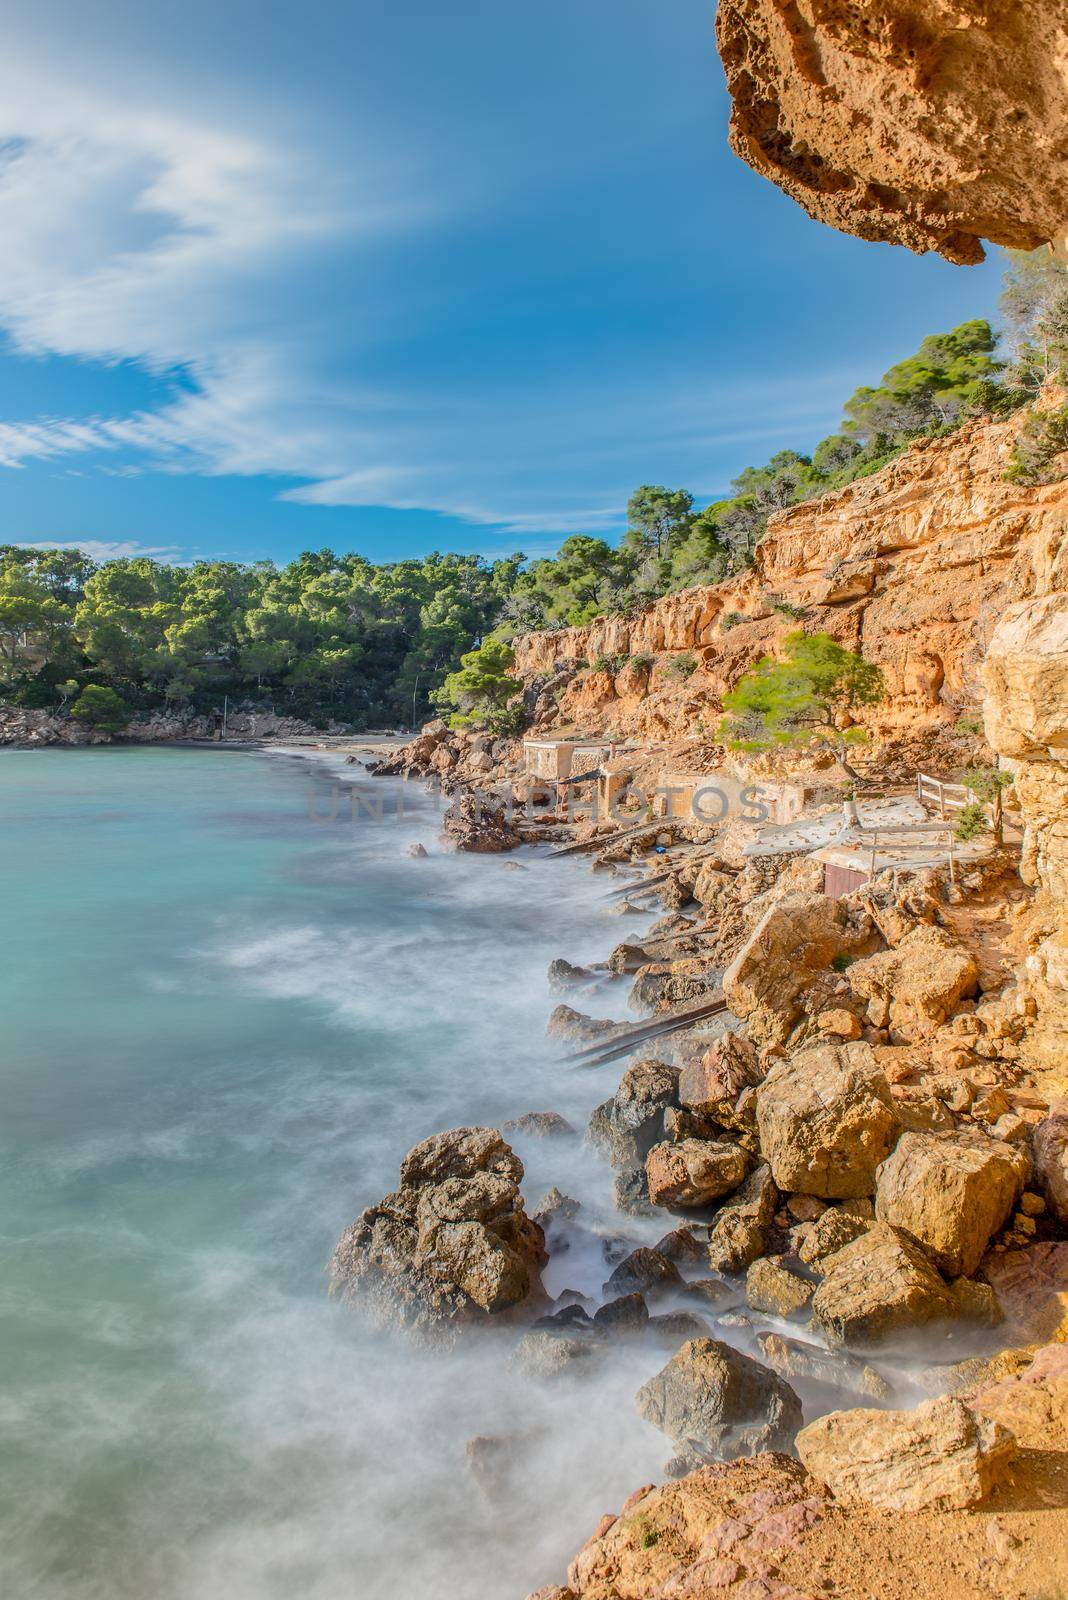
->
left=69, top=685, right=130, bottom=735
left=436, top=639, right=524, bottom=733
left=719, top=631, right=885, bottom=782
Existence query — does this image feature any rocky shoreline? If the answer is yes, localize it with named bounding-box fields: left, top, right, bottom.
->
left=322, top=742, right=1068, bottom=1600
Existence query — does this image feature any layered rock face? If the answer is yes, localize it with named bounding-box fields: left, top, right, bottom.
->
left=715, top=1, right=1068, bottom=265
left=512, top=414, right=1062, bottom=741
left=982, top=504, right=1068, bottom=1076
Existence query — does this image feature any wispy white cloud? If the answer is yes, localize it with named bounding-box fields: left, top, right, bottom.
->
left=15, top=537, right=186, bottom=563
left=0, top=12, right=863, bottom=543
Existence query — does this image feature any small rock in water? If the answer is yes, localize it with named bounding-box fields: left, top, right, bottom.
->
left=679, top=1277, right=737, bottom=1311
left=503, top=1110, right=576, bottom=1139
left=407, top=841, right=429, bottom=857
left=603, top=1247, right=683, bottom=1300
left=547, top=957, right=597, bottom=991
left=513, top=1328, right=608, bottom=1381
left=655, top=1227, right=706, bottom=1263
left=593, top=1293, right=649, bottom=1335
left=636, top=1337, right=803, bottom=1465
left=756, top=1330, right=890, bottom=1400
left=646, top=1311, right=711, bottom=1350
left=533, top=1187, right=581, bottom=1226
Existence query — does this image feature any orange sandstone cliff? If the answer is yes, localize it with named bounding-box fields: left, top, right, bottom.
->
left=715, top=0, right=1068, bottom=265
left=512, top=410, right=1064, bottom=746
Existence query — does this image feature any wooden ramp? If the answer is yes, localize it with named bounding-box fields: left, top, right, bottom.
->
left=547, top=819, right=657, bottom=858
left=562, top=991, right=728, bottom=1069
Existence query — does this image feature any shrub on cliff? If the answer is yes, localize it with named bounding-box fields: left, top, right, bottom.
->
left=1005, top=404, right=1068, bottom=485
left=719, top=631, right=884, bottom=781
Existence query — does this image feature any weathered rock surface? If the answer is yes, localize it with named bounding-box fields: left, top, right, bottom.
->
left=587, top=1059, right=680, bottom=1171
left=797, top=1200, right=873, bottom=1268
left=1033, top=1111, right=1068, bottom=1225
left=603, top=1247, right=683, bottom=1301
left=755, top=1043, right=899, bottom=1199
left=983, top=584, right=1068, bottom=1072
left=810, top=1223, right=958, bottom=1349
left=440, top=791, right=522, bottom=852
left=706, top=1162, right=779, bottom=1274
left=982, top=1241, right=1068, bottom=1345
left=875, top=1131, right=1026, bottom=1276
left=645, top=1137, right=752, bottom=1209
left=715, top=1, right=1068, bottom=265
left=969, top=1342, right=1068, bottom=1452
left=678, top=1032, right=764, bottom=1133
left=746, top=1256, right=814, bottom=1321
left=329, top=1126, right=545, bottom=1339
left=796, top=1396, right=1016, bottom=1511
left=847, top=925, right=979, bottom=1037
left=723, top=893, right=862, bottom=1046
left=635, top=1338, right=803, bottom=1466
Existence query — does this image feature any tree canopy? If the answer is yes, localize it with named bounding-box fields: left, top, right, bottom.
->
left=719, top=631, right=886, bottom=780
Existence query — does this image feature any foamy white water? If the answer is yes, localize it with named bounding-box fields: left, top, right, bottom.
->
left=0, top=746, right=690, bottom=1599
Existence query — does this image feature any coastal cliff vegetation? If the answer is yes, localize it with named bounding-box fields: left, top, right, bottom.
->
left=2, top=252, right=1065, bottom=731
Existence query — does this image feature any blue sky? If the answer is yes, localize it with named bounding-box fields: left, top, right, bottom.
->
left=0, top=0, right=1002, bottom=567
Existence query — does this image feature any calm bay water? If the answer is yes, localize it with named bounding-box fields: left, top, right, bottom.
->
left=0, top=747, right=674, bottom=1600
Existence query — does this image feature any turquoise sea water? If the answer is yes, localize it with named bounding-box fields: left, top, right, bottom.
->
left=0, top=747, right=674, bottom=1600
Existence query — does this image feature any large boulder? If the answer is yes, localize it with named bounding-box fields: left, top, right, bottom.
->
left=722, top=892, right=861, bottom=1046
left=635, top=1338, right=803, bottom=1466
left=810, top=1223, right=958, bottom=1350
left=441, top=792, right=522, bottom=853
left=329, top=1126, right=545, bottom=1340
left=847, top=925, right=979, bottom=1038
left=645, top=1138, right=751, bottom=1209
left=755, top=1043, right=899, bottom=1199
left=796, top=1396, right=1016, bottom=1511
left=677, top=1032, right=764, bottom=1134
left=705, top=1162, right=778, bottom=1273
left=1033, top=1111, right=1068, bottom=1225
left=875, top=1131, right=1027, bottom=1277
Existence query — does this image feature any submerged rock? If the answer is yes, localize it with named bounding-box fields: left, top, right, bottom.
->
left=635, top=1337, right=803, bottom=1466
left=603, top=1246, right=683, bottom=1300
left=503, top=1110, right=576, bottom=1139
left=796, top=1396, right=1015, bottom=1511
left=328, top=1126, right=545, bottom=1341
left=755, top=1331, right=890, bottom=1401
